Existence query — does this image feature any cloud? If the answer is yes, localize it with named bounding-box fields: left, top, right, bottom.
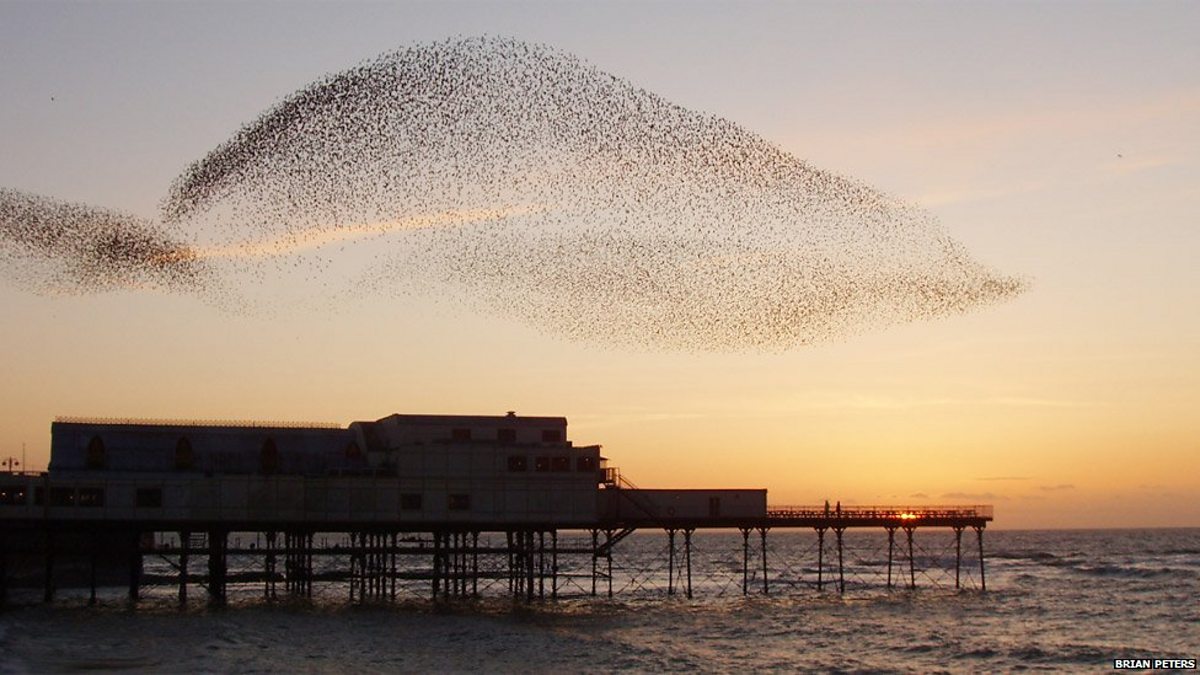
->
left=915, top=179, right=1050, bottom=207
left=749, top=394, right=1091, bottom=415
left=908, top=492, right=929, bottom=499
left=1038, top=484, right=1075, bottom=492
left=986, top=397, right=1097, bottom=409
left=869, top=87, right=1200, bottom=154
left=940, top=491, right=1006, bottom=501
left=1100, top=154, right=1178, bottom=177
left=870, top=87, right=1200, bottom=208
left=569, top=410, right=708, bottom=429
left=974, top=476, right=1030, bottom=482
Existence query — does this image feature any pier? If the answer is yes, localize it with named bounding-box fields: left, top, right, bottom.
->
left=1, top=413, right=991, bottom=606
left=0, top=495, right=991, bottom=606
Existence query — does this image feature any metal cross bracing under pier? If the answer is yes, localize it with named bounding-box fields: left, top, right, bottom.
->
left=0, top=506, right=990, bottom=606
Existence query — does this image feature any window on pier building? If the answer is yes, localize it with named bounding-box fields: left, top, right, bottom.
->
left=400, top=494, right=422, bottom=510
left=50, top=487, right=75, bottom=507
left=534, top=456, right=550, bottom=472
left=541, top=429, right=562, bottom=443
left=78, top=487, right=105, bottom=507
left=260, top=438, right=279, bottom=475
left=0, top=486, right=27, bottom=505
left=136, top=488, right=163, bottom=508
left=577, top=456, right=596, bottom=472
left=344, top=442, right=363, bottom=461
left=448, top=494, right=471, bottom=511
left=551, top=456, right=570, bottom=472
left=497, top=428, right=517, bottom=444
left=507, top=455, right=528, bottom=472
left=708, top=497, right=721, bottom=518
left=85, top=435, right=106, bottom=470
left=451, top=428, right=472, bottom=442
left=175, top=437, right=194, bottom=471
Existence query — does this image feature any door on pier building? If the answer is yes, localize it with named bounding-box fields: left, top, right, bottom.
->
left=709, top=496, right=721, bottom=518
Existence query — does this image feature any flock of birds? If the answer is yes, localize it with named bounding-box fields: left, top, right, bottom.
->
left=0, top=36, right=1024, bottom=350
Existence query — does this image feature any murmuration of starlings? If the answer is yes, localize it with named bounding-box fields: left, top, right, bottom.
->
left=0, top=36, right=1024, bottom=351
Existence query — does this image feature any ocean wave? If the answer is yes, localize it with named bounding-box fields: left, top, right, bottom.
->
left=1066, top=563, right=1195, bottom=579
left=988, top=551, right=1059, bottom=561
left=1001, top=643, right=1111, bottom=666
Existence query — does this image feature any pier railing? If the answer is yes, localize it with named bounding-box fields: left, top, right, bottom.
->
left=767, top=505, right=993, bottom=521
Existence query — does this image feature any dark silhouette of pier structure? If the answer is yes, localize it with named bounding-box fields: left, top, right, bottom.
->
left=0, top=414, right=991, bottom=606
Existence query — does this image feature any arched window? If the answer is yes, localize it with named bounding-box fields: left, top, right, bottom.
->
left=260, top=437, right=279, bottom=475
left=344, top=442, right=362, bottom=461
left=85, top=435, right=106, bottom=470
left=175, top=437, right=194, bottom=471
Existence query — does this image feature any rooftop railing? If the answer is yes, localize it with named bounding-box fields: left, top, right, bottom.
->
left=54, top=416, right=343, bottom=429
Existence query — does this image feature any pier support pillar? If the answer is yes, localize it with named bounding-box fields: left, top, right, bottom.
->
left=815, top=527, right=826, bottom=591
left=359, top=532, right=365, bottom=600
left=538, top=531, right=546, bottom=600
left=954, top=526, right=964, bottom=589
left=885, top=527, right=895, bottom=590
left=739, top=528, right=750, bottom=596
left=505, top=531, right=513, bottom=597
left=207, top=529, right=227, bottom=606
left=758, top=527, right=769, bottom=595
left=835, top=527, right=845, bottom=594
left=88, top=532, right=98, bottom=606
left=904, top=526, right=916, bottom=590
left=604, top=529, right=615, bottom=598
left=0, top=530, right=8, bottom=606
left=128, top=530, right=142, bottom=603
left=526, top=530, right=536, bottom=602
left=974, top=525, right=986, bottom=592
left=43, top=527, right=54, bottom=603
left=179, top=530, right=190, bottom=606
left=436, top=528, right=446, bottom=595
left=263, top=530, right=275, bottom=601
left=286, top=530, right=308, bottom=598
left=473, top=531, right=480, bottom=598
left=365, top=532, right=372, bottom=600
left=305, top=531, right=314, bottom=598
left=391, top=532, right=398, bottom=601
left=668, top=529, right=679, bottom=596
left=590, top=529, right=598, bottom=597
left=683, top=528, right=694, bottom=599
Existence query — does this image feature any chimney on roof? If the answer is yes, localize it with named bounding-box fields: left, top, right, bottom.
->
left=506, top=411, right=516, bottom=417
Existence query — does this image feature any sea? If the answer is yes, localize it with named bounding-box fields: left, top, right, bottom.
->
left=1, top=528, right=1197, bottom=673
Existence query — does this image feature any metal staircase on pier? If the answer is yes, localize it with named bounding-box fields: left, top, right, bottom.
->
left=595, top=470, right=658, bottom=557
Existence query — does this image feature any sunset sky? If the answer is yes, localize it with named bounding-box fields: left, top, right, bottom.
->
left=1, top=1, right=1197, bottom=529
